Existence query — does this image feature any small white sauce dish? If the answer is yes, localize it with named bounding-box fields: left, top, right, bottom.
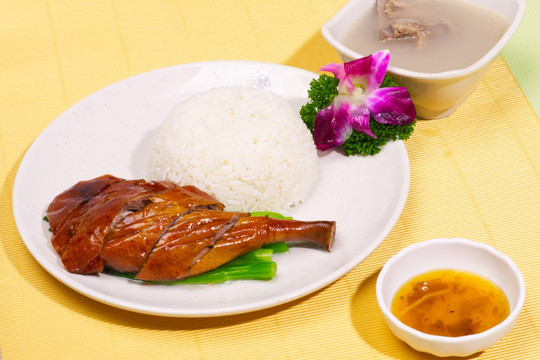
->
left=321, top=0, right=526, bottom=119
left=376, top=238, right=525, bottom=357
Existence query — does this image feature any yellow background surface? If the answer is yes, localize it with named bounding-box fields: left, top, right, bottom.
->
left=1, top=1, right=539, bottom=359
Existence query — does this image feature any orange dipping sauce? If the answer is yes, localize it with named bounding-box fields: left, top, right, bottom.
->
left=391, top=269, right=510, bottom=337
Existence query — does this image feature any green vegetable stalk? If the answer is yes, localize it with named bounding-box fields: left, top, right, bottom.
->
left=104, top=246, right=285, bottom=284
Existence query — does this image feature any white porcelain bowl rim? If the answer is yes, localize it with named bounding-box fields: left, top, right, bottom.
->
left=321, top=0, right=526, bottom=80
left=376, top=238, right=526, bottom=344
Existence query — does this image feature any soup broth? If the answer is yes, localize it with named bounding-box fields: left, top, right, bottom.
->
left=340, top=0, right=508, bottom=73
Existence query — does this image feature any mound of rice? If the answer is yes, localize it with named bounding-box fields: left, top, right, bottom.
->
left=149, top=86, right=319, bottom=212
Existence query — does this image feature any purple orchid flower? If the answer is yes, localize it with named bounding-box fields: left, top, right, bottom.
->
left=314, top=50, right=416, bottom=151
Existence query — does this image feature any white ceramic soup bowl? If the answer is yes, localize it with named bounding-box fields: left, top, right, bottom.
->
left=321, top=0, right=525, bottom=119
left=376, top=238, right=525, bottom=357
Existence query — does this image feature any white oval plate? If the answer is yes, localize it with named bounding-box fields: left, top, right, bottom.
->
left=12, top=61, right=410, bottom=317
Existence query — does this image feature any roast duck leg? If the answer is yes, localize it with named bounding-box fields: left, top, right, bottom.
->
left=46, top=175, right=336, bottom=281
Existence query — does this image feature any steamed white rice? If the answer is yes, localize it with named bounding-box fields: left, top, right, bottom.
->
left=148, top=86, right=319, bottom=212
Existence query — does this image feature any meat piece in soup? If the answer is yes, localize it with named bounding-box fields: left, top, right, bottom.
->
left=377, top=0, right=448, bottom=48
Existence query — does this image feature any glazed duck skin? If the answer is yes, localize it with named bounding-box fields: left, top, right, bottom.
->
left=46, top=175, right=336, bottom=281
left=174, top=216, right=335, bottom=281
left=134, top=210, right=244, bottom=281
left=46, top=174, right=121, bottom=234
left=56, top=179, right=173, bottom=273
left=101, top=186, right=224, bottom=273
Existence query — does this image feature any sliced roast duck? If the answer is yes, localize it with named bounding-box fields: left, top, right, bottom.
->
left=46, top=175, right=335, bottom=281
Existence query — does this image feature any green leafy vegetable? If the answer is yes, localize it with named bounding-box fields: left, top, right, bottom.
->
left=227, top=247, right=274, bottom=264
left=262, top=241, right=289, bottom=254
left=300, top=74, right=416, bottom=156
left=299, top=74, right=340, bottom=131
left=43, top=216, right=52, bottom=232
left=171, top=262, right=277, bottom=284
left=249, top=211, right=292, bottom=220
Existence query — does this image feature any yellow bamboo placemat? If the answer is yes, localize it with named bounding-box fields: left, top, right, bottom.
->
left=1, top=1, right=539, bottom=359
